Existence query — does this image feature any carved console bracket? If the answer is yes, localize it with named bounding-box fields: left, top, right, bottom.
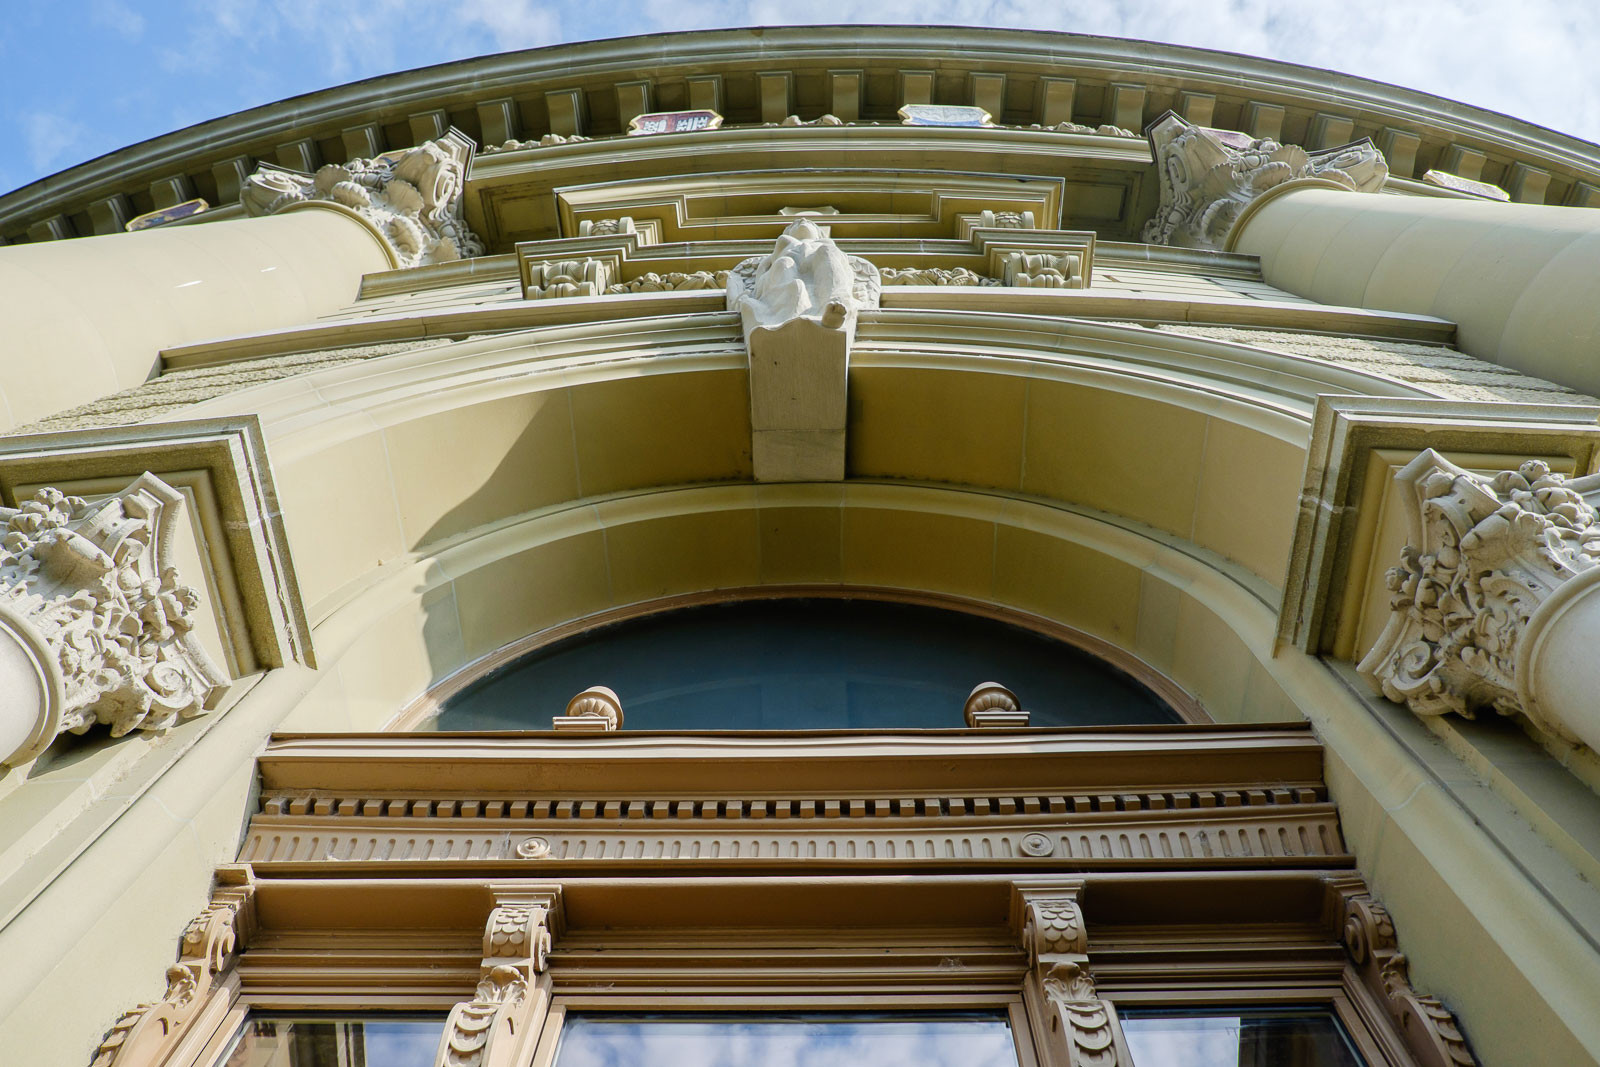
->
left=1012, top=882, right=1130, bottom=1067
left=242, top=129, right=485, bottom=268
left=1142, top=112, right=1387, bottom=250
left=1330, top=879, right=1477, bottom=1066
left=728, top=218, right=881, bottom=482
left=525, top=257, right=614, bottom=298
left=436, top=886, right=564, bottom=1067
left=0, top=472, right=229, bottom=768
left=1357, top=448, right=1600, bottom=751
left=92, top=865, right=257, bottom=1067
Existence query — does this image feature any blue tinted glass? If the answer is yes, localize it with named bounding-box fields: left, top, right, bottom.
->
left=1121, top=1009, right=1365, bottom=1067
left=221, top=1016, right=443, bottom=1067
left=553, top=1012, right=1019, bottom=1067
left=427, top=599, right=1177, bottom=730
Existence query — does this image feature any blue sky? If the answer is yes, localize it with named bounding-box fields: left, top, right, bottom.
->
left=2, top=1, right=1597, bottom=197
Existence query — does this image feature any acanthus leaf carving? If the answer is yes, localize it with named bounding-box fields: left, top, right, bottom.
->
left=1356, top=450, right=1600, bottom=744
left=1020, top=892, right=1128, bottom=1067
left=606, top=270, right=728, bottom=293
left=242, top=131, right=484, bottom=268
left=1, top=473, right=228, bottom=768
left=1142, top=112, right=1387, bottom=250
left=1336, top=886, right=1478, bottom=1067
left=879, top=267, right=999, bottom=287
left=91, top=867, right=255, bottom=1067
left=438, top=894, right=560, bottom=1067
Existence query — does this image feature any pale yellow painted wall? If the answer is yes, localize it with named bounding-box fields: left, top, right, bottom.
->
left=0, top=208, right=391, bottom=432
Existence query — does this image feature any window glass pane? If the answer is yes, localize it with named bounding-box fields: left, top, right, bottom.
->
left=427, top=599, right=1178, bottom=730
left=1120, top=1009, right=1365, bottom=1067
left=220, top=1015, right=444, bottom=1067
left=553, top=1011, right=1021, bottom=1067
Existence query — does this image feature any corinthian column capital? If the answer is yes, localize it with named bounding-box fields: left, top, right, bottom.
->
left=0, top=473, right=228, bottom=768
left=241, top=129, right=485, bottom=268
left=1142, top=112, right=1388, bottom=250
left=1358, top=449, right=1600, bottom=750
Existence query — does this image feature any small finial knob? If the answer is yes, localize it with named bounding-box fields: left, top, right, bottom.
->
left=552, top=685, right=623, bottom=731
left=964, top=682, right=1030, bottom=728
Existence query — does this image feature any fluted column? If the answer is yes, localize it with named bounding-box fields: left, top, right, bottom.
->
left=1358, top=449, right=1600, bottom=752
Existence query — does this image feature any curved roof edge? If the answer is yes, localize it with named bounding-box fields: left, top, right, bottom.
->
left=6, top=25, right=1599, bottom=238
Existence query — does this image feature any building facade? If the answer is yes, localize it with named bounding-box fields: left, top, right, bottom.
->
left=2, top=25, right=1600, bottom=1067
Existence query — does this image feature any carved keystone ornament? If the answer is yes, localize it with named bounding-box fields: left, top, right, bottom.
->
left=727, top=219, right=881, bottom=482
left=242, top=131, right=485, bottom=269
left=1359, top=450, right=1600, bottom=751
left=1143, top=112, right=1387, bottom=251
left=0, top=473, right=227, bottom=768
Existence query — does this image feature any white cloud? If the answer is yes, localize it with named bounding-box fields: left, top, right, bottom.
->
left=21, top=110, right=92, bottom=172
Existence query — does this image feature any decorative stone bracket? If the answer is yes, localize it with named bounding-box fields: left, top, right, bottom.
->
left=525, top=257, right=613, bottom=298
left=727, top=218, right=881, bottom=482
left=1332, top=881, right=1477, bottom=1066
left=436, top=888, right=563, bottom=1067
left=1358, top=449, right=1600, bottom=752
left=1014, top=884, right=1131, bottom=1067
left=92, top=866, right=256, bottom=1067
left=0, top=473, right=228, bottom=768
left=241, top=130, right=485, bottom=268
left=1143, top=112, right=1387, bottom=250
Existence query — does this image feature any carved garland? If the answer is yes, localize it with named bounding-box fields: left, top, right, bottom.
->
left=91, top=867, right=256, bottom=1067
left=1357, top=451, right=1600, bottom=742
left=0, top=473, right=228, bottom=768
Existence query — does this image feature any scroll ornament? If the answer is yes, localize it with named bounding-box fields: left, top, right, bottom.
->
left=92, top=868, right=256, bottom=1067
left=439, top=900, right=556, bottom=1067
left=0, top=474, right=227, bottom=768
left=1142, top=112, right=1388, bottom=250
left=1342, top=893, right=1476, bottom=1066
left=1024, top=897, right=1124, bottom=1067
left=1357, top=452, right=1600, bottom=743
left=241, top=132, right=485, bottom=268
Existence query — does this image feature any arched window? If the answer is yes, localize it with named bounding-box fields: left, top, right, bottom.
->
left=420, top=597, right=1182, bottom=731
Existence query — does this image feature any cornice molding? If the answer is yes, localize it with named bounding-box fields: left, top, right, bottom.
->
left=6, top=26, right=1600, bottom=240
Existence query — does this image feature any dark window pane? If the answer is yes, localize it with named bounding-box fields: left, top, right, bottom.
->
left=427, top=599, right=1177, bottom=730
left=221, top=1016, right=444, bottom=1067
left=1121, top=1009, right=1366, bottom=1067
left=553, top=1012, right=1020, bottom=1067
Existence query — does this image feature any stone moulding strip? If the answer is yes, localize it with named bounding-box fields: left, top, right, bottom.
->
left=1278, top=395, right=1600, bottom=657
left=0, top=416, right=314, bottom=673
left=238, top=809, right=1347, bottom=867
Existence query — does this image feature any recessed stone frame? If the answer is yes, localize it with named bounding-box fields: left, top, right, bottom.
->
left=107, top=871, right=1472, bottom=1067
left=390, top=584, right=1206, bottom=731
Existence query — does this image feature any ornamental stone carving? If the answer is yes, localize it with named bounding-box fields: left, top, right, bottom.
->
left=93, top=866, right=256, bottom=1067
left=1020, top=893, right=1128, bottom=1067
left=1001, top=251, right=1082, bottom=288
left=526, top=258, right=613, bottom=299
left=965, top=682, right=1029, bottom=728
left=1358, top=450, right=1600, bottom=751
left=728, top=219, right=880, bottom=482
left=0, top=473, right=227, bottom=769
left=606, top=270, right=728, bottom=293
left=1143, top=112, right=1387, bottom=250
left=879, top=267, right=999, bottom=287
left=437, top=893, right=561, bottom=1067
left=551, top=685, right=623, bottom=732
left=1337, top=886, right=1477, bottom=1066
left=241, top=131, right=484, bottom=268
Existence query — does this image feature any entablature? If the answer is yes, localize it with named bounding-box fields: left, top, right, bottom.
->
left=7, top=26, right=1599, bottom=246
